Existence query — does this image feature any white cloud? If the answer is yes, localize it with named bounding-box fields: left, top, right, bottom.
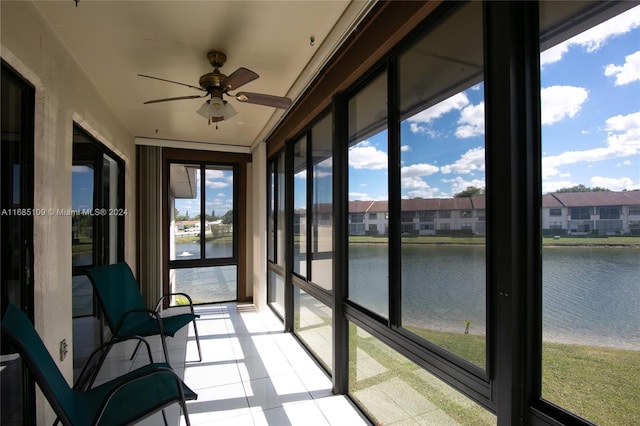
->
left=205, top=169, right=225, bottom=178
left=542, top=180, right=579, bottom=194
left=407, top=92, right=470, bottom=125
left=456, top=102, right=485, bottom=138
left=543, top=111, right=640, bottom=178
left=406, top=187, right=439, bottom=199
left=541, top=43, right=568, bottom=67
left=400, top=163, right=439, bottom=178
left=590, top=176, right=637, bottom=191
left=541, top=6, right=640, bottom=66
left=349, top=192, right=369, bottom=200
left=205, top=178, right=229, bottom=189
left=317, top=157, right=333, bottom=168
left=72, top=165, right=92, bottom=173
left=400, top=162, right=438, bottom=191
left=408, top=93, right=471, bottom=135
left=441, top=176, right=485, bottom=197
left=541, top=86, right=589, bottom=125
left=605, top=111, right=640, bottom=152
left=440, top=147, right=485, bottom=174
left=605, top=50, right=640, bottom=85
left=400, top=145, right=411, bottom=152
left=348, top=144, right=388, bottom=169
left=401, top=176, right=430, bottom=189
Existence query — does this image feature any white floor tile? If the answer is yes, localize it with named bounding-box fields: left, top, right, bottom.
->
left=87, top=303, right=370, bottom=426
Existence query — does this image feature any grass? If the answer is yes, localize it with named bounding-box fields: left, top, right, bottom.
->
left=71, top=237, right=92, bottom=254
left=349, top=325, right=494, bottom=425
left=174, top=235, right=232, bottom=244
left=350, top=324, right=639, bottom=425
left=542, top=342, right=640, bottom=425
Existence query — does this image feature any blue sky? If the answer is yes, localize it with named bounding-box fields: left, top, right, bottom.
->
left=347, top=6, right=640, bottom=201
left=174, top=168, right=234, bottom=219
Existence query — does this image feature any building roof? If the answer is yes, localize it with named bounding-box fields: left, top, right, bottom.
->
left=345, top=191, right=640, bottom=213
left=544, top=191, right=640, bottom=207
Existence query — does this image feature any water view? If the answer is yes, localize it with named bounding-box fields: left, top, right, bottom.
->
left=349, top=243, right=639, bottom=350
left=174, top=240, right=639, bottom=351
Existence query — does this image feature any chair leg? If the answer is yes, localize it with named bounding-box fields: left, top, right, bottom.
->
left=129, top=339, right=142, bottom=361
left=130, top=337, right=170, bottom=364
left=160, top=334, right=171, bottom=365
left=181, top=400, right=192, bottom=426
left=191, top=318, right=202, bottom=362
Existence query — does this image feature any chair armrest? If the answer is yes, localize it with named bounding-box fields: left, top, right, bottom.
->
left=154, top=292, right=196, bottom=314
left=74, top=335, right=154, bottom=391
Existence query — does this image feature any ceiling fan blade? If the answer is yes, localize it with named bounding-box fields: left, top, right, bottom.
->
left=222, top=67, right=259, bottom=91
left=235, top=92, right=292, bottom=109
left=143, top=94, right=208, bottom=104
left=138, top=74, right=205, bottom=92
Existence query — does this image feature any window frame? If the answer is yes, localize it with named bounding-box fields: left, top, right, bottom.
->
left=265, top=1, right=636, bottom=424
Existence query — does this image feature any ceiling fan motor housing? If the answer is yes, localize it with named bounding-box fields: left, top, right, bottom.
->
left=200, top=51, right=229, bottom=93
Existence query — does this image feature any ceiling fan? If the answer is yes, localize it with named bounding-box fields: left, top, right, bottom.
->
left=139, top=51, right=292, bottom=124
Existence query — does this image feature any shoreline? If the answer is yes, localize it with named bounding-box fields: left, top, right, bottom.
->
left=347, top=238, right=640, bottom=248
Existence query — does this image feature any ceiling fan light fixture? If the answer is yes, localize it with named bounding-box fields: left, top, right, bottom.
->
left=210, top=96, right=224, bottom=111
left=222, top=102, right=238, bottom=120
left=196, top=98, right=238, bottom=122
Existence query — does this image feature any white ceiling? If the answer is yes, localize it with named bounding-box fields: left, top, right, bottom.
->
left=32, top=0, right=373, bottom=151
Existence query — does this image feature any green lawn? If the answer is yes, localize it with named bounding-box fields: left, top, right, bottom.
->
left=369, top=326, right=639, bottom=425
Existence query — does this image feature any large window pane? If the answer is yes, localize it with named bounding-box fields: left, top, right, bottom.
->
left=268, top=160, right=275, bottom=262
left=311, top=115, right=333, bottom=291
left=348, top=72, right=389, bottom=317
left=276, top=153, right=286, bottom=266
left=170, top=265, right=236, bottom=304
left=293, top=136, right=307, bottom=277
left=268, top=269, right=285, bottom=318
left=170, top=164, right=201, bottom=260
left=293, top=287, right=332, bottom=372
left=205, top=165, right=234, bottom=259
left=398, top=1, right=486, bottom=369
left=540, top=4, right=640, bottom=424
left=348, top=322, right=495, bottom=425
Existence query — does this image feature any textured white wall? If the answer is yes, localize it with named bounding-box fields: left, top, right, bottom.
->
left=1, top=2, right=135, bottom=423
left=251, top=142, right=268, bottom=310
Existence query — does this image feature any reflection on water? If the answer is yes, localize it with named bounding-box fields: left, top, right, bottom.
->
left=350, top=244, right=640, bottom=350
left=542, top=247, right=640, bottom=350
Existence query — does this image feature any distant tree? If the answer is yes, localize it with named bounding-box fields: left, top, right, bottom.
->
left=454, top=186, right=485, bottom=198
left=554, top=185, right=611, bottom=193
left=222, top=210, right=233, bottom=224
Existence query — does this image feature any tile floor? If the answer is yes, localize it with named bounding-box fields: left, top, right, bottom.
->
left=90, top=303, right=369, bottom=426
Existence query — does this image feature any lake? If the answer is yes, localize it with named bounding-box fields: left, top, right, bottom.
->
left=173, top=241, right=639, bottom=350
left=349, top=244, right=639, bottom=350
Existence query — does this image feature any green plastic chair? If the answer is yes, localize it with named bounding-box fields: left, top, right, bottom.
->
left=86, top=262, right=202, bottom=365
left=1, top=303, right=197, bottom=426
